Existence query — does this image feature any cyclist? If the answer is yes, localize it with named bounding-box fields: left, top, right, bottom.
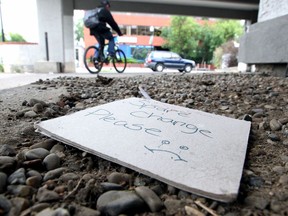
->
left=89, top=0, right=123, bottom=61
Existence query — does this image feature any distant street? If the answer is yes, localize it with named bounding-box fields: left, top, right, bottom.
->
left=0, top=66, right=219, bottom=91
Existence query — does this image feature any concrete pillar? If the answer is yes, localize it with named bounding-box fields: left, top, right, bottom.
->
left=36, top=0, right=75, bottom=72
left=238, top=0, right=288, bottom=77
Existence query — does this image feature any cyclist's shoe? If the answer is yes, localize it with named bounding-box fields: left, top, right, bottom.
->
left=107, top=53, right=115, bottom=58
left=97, top=55, right=105, bottom=62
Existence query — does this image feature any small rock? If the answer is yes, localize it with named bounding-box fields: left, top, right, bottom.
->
left=248, top=176, right=264, bottom=187
left=0, top=195, right=12, bottom=215
left=268, top=133, right=280, bottom=142
left=96, top=190, right=146, bottom=216
left=33, top=103, right=44, bottom=113
left=0, top=172, right=7, bottom=193
left=36, top=188, right=60, bottom=202
left=25, top=148, right=50, bottom=160
left=9, top=197, right=30, bottom=216
left=100, top=182, right=124, bottom=192
left=30, top=139, right=57, bottom=150
left=107, top=172, right=132, bottom=185
left=0, top=156, right=16, bottom=172
left=135, top=186, right=163, bottom=212
left=74, top=205, right=101, bottom=216
left=36, top=207, right=70, bottom=216
left=43, top=167, right=67, bottom=181
left=164, top=199, right=187, bottom=215
left=279, top=175, right=288, bottom=185
left=7, top=185, right=35, bottom=197
left=43, top=153, right=61, bottom=171
left=8, top=168, right=26, bottom=185
left=59, top=172, right=79, bottom=182
left=0, top=144, right=16, bottom=156
left=270, top=119, right=282, bottom=131
left=26, top=175, right=42, bottom=188
left=244, top=195, right=270, bottom=210
left=29, top=98, right=47, bottom=107
left=24, top=110, right=38, bottom=118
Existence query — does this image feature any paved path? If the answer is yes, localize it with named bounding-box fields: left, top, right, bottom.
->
left=0, top=66, right=224, bottom=91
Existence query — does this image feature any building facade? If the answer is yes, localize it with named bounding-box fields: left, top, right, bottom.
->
left=83, top=13, right=171, bottom=62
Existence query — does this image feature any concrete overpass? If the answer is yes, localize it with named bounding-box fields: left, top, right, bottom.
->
left=35, top=0, right=288, bottom=76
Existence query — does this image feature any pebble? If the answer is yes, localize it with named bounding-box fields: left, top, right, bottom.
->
left=7, top=185, right=35, bottom=197
left=24, top=110, right=38, bottom=118
left=43, top=153, right=61, bottom=170
left=30, top=139, right=57, bottom=150
left=74, top=205, right=101, bottom=216
left=33, top=103, right=44, bottom=113
left=9, top=197, right=30, bottom=216
left=36, top=188, right=60, bottom=202
left=59, top=172, right=79, bottom=182
left=25, top=148, right=50, bottom=160
left=96, top=190, right=146, bottom=216
left=270, top=119, right=282, bottom=131
left=7, top=168, right=26, bottom=185
left=43, top=167, right=67, bottom=181
left=0, top=195, right=12, bottom=215
left=0, top=156, right=16, bottom=172
left=100, top=182, right=124, bottom=192
left=0, top=172, right=7, bottom=193
left=36, top=207, right=70, bottom=216
left=135, top=186, right=163, bottom=212
left=279, top=175, right=288, bottom=185
left=244, top=195, right=270, bottom=210
left=107, top=172, right=132, bottom=185
left=0, top=144, right=16, bottom=156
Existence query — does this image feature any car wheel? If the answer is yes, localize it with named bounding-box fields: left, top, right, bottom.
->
left=184, top=64, right=192, bottom=73
left=155, top=63, right=164, bottom=72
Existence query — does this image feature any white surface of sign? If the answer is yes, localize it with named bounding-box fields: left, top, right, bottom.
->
left=35, top=97, right=251, bottom=202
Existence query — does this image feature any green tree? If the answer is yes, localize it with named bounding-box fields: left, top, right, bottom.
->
left=9, top=33, right=26, bottom=42
left=162, top=16, right=200, bottom=59
left=0, top=33, right=26, bottom=42
left=162, top=17, right=244, bottom=64
left=75, top=19, right=84, bottom=42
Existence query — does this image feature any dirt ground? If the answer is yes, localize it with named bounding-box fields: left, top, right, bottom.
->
left=0, top=73, right=288, bottom=215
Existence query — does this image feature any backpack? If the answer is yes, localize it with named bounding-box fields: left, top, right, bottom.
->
left=83, top=8, right=102, bottom=28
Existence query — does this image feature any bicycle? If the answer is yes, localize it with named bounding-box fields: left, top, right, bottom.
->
left=83, top=37, right=127, bottom=74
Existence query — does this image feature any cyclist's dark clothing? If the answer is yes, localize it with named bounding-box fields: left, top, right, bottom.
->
left=89, top=7, right=121, bottom=36
left=89, top=7, right=122, bottom=58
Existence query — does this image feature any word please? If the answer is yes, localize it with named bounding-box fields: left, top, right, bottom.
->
left=85, top=109, right=161, bottom=136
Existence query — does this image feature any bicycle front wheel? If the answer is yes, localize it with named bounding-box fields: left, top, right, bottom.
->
left=112, top=49, right=127, bottom=73
left=83, top=46, right=103, bottom=74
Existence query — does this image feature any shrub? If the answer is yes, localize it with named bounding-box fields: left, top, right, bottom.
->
left=0, top=64, right=4, bottom=73
left=213, top=40, right=238, bottom=69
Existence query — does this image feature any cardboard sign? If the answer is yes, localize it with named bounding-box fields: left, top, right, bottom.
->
left=35, top=97, right=251, bottom=202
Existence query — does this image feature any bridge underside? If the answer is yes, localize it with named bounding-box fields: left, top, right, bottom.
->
left=76, top=0, right=259, bottom=22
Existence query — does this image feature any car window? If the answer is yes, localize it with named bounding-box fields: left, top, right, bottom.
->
left=163, top=52, right=172, bottom=58
left=171, top=53, right=181, bottom=59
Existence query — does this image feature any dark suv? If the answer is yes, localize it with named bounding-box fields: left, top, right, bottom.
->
left=144, top=51, right=196, bottom=72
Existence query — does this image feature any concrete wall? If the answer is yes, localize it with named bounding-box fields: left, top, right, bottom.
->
left=0, top=43, right=39, bottom=73
left=258, top=0, right=288, bottom=22
left=238, top=0, right=288, bottom=77
left=36, top=0, right=75, bottom=72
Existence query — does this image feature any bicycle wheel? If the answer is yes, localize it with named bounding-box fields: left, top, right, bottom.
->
left=83, top=46, right=103, bottom=74
left=112, top=49, right=127, bottom=73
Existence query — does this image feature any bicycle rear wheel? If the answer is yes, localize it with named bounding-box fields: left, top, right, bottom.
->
left=83, top=46, right=103, bottom=74
left=112, top=49, right=127, bottom=73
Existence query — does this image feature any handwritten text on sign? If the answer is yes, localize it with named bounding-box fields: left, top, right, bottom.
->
left=85, top=99, right=213, bottom=162
left=35, top=97, right=251, bottom=202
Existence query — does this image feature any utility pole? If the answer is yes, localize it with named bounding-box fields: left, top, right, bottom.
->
left=0, top=0, right=5, bottom=42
